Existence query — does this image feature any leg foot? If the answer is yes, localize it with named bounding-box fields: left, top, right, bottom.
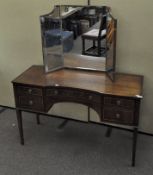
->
left=36, top=114, right=40, bottom=125
left=132, top=127, right=138, bottom=167
left=105, top=127, right=112, bottom=137
left=16, top=110, right=24, bottom=145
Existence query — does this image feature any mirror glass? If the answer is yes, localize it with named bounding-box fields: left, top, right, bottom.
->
left=40, top=5, right=116, bottom=73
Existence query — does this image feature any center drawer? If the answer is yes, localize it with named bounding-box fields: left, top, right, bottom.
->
left=46, top=88, right=101, bottom=103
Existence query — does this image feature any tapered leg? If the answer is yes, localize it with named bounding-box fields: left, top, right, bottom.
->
left=132, top=127, right=138, bottom=166
left=16, top=110, right=24, bottom=145
left=105, top=127, right=112, bottom=137
left=36, top=114, right=40, bottom=125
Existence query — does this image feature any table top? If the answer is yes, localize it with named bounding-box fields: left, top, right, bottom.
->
left=12, top=65, right=143, bottom=98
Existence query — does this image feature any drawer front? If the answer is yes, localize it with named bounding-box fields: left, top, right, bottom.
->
left=103, top=107, right=134, bottom=125
left=17, top=96, right=44, bottom=111
left=46, top=88, right=101, bottom=103
left=16, top=86, right=42, bottom=96
left=104, top=96, right=135, bottom=109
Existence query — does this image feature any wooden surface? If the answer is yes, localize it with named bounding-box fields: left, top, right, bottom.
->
left=12, top=65, right=143, bottom=98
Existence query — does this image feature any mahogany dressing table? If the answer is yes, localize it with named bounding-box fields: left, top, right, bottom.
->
left=12, top=65, right=143, bottom=166
left=12, top=4, right=143, bottom=167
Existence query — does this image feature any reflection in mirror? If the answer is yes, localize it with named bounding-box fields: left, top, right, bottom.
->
left=40, top=5, right=116, bottom=73
left=40, top=6, right=63, bottom=72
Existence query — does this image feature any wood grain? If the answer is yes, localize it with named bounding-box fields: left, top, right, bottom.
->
left=12, top=65, right=143, bottom=98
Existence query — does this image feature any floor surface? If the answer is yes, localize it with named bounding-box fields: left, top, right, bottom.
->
left=0, top=109, right=153, bottom=175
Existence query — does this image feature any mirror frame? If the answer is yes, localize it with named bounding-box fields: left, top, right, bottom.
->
left=40, top=4, right=117, bottom=81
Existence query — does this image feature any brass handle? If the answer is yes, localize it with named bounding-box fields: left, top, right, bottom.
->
left=29, top=100, right=33, bottom=105
left=116, top=113, right=120, bottom=119
left=54, top=90, right=58, bottom=95
left=117, top=100, right=121, bottom=105
left=28, top=89, right=32, bottom=94
left=89, top=95, right=93, bottom=100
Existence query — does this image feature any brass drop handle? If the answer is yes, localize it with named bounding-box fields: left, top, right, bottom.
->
left=54, top=90, right=58, bottom=95
left=28, top=89, right=32, bottom=94
left=89, top=95, right=93, bottom=100
left=116, top=113, right=120, bottom=119
left=29, top=100, right=33, bottom=105
left=117, top=100, right=121, bottom=106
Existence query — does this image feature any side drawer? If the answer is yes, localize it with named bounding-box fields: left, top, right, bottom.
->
left=103, top=107, right=134, bottom=125
left=104, top=96, right=135, bottom=109
left=17, top=96, right=44, bottom=111
left=16, top=86, right=42, bottom=96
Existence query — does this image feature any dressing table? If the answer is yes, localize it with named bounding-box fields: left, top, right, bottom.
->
left=12, top=65, right=143, bottom=166
left=12, top=5, right=143, bottom=166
